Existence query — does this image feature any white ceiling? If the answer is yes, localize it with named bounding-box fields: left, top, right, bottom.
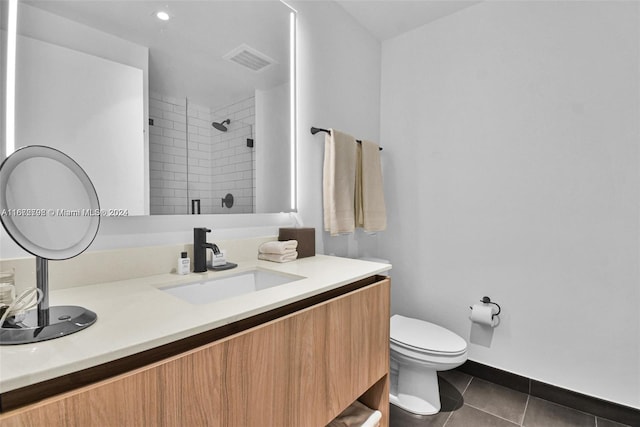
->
left=335, top=0, right=482, bottom=41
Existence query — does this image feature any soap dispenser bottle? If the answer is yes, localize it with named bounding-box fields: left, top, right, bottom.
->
left=178, top=251, right=190, bottom=275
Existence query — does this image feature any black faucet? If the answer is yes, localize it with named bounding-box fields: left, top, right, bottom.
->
left=193, top=227, right=221, bottom=272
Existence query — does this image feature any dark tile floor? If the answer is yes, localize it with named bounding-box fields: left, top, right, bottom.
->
left=389, top=370, right=631, bottom=427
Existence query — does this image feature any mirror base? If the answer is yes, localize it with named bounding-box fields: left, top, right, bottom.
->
left=0, top=306, right=97, bottom=345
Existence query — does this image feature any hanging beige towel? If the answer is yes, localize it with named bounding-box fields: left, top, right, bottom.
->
left=323, top=129, right=357, bottom=236
left=356, top=140, right=386, bottom=232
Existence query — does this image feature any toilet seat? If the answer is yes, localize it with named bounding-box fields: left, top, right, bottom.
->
left=390, top=315, right=467, bottom=356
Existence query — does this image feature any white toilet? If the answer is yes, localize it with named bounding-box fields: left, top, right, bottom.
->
left=389, top=314, right=468, bottom=415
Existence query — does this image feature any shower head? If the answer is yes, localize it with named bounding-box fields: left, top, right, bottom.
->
left=212, top=119, right=230, bottom=132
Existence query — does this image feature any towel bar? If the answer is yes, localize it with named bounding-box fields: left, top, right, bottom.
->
left=310, top=127, right=383, bottom=151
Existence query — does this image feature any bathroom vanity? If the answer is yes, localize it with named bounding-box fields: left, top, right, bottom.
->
left=0, top=255, right=390, bottom=426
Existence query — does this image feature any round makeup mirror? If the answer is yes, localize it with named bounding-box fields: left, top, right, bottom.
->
left=0, top=145, right=99, bottom=345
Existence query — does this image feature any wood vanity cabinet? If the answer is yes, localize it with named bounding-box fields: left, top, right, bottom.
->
left=0, top=278, right=390, bottom=427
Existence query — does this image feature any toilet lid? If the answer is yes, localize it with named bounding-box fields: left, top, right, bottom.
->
left=390, top=314, right=467, bottom=354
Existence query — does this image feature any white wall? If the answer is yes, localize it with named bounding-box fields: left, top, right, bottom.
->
left=380, top=1, right=639, bottom=408
left=15, top=35, right=145, bottom=215
left=1, top=1, right=7, bottom=160
left=1, top=27, right=6, bottom=161
left=16, top=3, right=150, bottom=213
left=256, top=83, right=290, bottom=213
left=291, top=0, right=382, bottom=256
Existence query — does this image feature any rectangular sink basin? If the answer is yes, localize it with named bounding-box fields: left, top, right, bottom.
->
left=159, top=269, right=305, bottom=305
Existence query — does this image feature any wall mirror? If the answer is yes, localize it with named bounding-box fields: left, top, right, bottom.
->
left=11, top=0, right=296, bottom=216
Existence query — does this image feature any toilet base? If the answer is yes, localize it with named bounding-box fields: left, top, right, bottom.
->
left=390, top=359, right=442, bottom=415
left=390, top=392, right=440, bottom=416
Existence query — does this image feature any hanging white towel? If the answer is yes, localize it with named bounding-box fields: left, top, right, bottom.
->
left=323, top=129, right=357, bottom=236
left=357, top=140, right=386, bottom=232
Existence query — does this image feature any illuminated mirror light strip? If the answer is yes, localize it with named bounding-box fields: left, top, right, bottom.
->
left=281, top=0, right=297, bottom=211
left=5, top=0, right=18, bottom=157
left=289, top=10, right=297, bottom=211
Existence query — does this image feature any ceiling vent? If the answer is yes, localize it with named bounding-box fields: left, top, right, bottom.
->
left=223, top=44, right=276, bottom=72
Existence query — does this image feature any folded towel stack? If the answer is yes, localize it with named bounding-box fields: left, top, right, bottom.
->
left=326, top=401, right=382, bottom=427
left=258, top=240, right=298, bottom=263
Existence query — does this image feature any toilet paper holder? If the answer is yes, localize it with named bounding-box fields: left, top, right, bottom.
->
left=470, top=296, right=501, bottom=319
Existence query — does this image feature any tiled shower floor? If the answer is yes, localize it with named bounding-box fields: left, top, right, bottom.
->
left=389, top=370, right=631, bottom=427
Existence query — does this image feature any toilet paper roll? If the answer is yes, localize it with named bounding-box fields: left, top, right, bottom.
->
left=469, top=304, right=497, bottom=327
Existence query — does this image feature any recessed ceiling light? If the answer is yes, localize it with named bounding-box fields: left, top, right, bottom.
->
left=156, top=11, right=170, bottom=21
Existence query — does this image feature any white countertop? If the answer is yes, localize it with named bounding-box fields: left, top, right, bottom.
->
left=0, top=255, right=390, bottom=393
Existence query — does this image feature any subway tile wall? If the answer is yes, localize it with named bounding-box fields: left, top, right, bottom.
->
left=149, top=94, right=188, bottom=215
left=211, top=97, right=255, bottom=214
left=149, top=93, right=255, bottom=215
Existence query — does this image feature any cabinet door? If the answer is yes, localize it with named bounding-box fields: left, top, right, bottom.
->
left=0, top=279, right=390, bottom=427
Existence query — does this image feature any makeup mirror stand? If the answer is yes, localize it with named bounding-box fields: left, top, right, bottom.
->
left=0, top=145, right=99, bottom=345
left=36, top=256, right=49, bottom=326
left=0, top=257, right=98, bottom=345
